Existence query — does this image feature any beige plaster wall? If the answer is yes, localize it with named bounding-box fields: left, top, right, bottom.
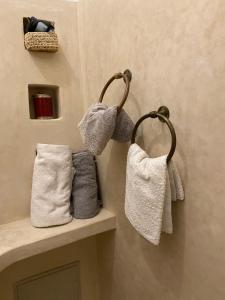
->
left=0, top=237, right=99, bottom=300
left=0, top=2, right=99, bottom=299
left=0, top=0, right=83, bottom=225
left=77, top=1, right=225, bottom=299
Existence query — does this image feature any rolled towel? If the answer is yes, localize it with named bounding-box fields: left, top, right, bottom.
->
left=78, top=103, right=117, bottom=155
left=72, top=151, right=101, bottom=219
left=31, top=144, right=73, bottom=228
left=112, top=108, right=134, bottom=142
left=125, top=144, right=184, bottom=245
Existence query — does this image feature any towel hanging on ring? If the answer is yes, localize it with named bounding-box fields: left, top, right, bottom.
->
left=78, top=70, right=134, bottom=155
left=125, top=107, right=184, bottom=245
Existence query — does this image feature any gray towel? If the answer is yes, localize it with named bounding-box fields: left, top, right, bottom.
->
left=31, top=144, right=73, bottom=228
left=78, top=103, right=134, bottom=155
left=78, top=103, right=117, bottom=155
left=72, top=151, right=100, bottom=219
left=112, top=108, right=134, bottom=142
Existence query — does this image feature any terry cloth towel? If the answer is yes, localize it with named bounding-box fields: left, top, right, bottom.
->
left=72, top=150, right=101, bottom=219
left=78, top=103, right=134, bottom=155
left=112, top=108, right=134, bottom=142
left=31, top=144, right=73, bottom=228
left=125, top=144, right=184, bottom=245
left=78, top=103, right=117, bottom=155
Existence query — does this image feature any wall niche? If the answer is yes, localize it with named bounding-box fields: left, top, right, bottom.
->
left=28, top=84, right=60, bottom=120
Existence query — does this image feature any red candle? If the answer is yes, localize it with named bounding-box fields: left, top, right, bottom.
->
left=33, top=94, right=53, bottom=119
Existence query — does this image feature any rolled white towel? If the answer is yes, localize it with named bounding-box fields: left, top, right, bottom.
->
left=31, top=144, right=74, bottom=228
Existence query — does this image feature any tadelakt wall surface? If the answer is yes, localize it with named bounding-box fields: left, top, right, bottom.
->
left=77, top=1, right=225, bottom=299
left=0, top=237, right=99, bottom=300
left=0, top=1, right=225, bottom=299
left=0, top=1, right=99, bottom=299
left=0, top=0, right=83, bottom=225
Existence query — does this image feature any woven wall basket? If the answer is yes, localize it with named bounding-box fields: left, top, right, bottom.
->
left=24, top=32, right=59, bottom=52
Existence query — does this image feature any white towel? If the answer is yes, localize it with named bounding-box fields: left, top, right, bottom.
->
left=31, top=144, right=74, bottom=228
left=125, top=144, right=184, bottom=245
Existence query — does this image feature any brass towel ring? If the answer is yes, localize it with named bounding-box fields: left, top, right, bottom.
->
left=131, top=106, right=176, bottom=163
left=99, top=69, right=132, bottom=114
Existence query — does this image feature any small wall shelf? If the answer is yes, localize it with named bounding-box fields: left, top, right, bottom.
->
left=28, top=84, right=60, bottom=119
left=0, top=209, right=116, bottom=273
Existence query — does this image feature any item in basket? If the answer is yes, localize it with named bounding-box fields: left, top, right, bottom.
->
left=24, top=16, right=54, bottom=33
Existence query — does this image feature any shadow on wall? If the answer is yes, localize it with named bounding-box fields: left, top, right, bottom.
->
left=27, top=48, right=75, bottom=86
left=97, top=231, right=116, bottom=300
left=98, top=166, right=186, bottom=299
left=139, top=203, right=186, bottom=298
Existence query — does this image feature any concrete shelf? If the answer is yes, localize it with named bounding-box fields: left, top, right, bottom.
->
left=0, top=209, right=116, bottom=273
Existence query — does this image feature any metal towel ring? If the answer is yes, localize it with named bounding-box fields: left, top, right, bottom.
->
left=131, top=106, right=176, bottom=163
left=99, top=69, right=132, bottom=114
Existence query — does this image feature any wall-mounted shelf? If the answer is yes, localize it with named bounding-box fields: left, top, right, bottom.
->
left=0, top=209, right=116, bottom=273
left=28, top=84, right=60, bottom=119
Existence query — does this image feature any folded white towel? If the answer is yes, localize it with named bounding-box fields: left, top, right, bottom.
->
left=125, top=144, right=184, bottom=245
left=31, top=144, right=74, bottom=228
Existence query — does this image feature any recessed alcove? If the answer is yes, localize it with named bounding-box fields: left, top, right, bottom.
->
left=28, top=84, right=60, bottom=119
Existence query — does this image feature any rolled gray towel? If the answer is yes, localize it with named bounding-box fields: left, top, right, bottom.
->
left=72, top=151, right=101, bottom=219
left=78, top=103, right=134, bottom=154
left=31, top=144, right=73, bottom=228
left=78, top=103, right=117, bottom=155
left=112, top=108, right=134, bottom=142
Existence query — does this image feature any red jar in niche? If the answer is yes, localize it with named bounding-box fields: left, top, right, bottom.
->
left=33, top=94, right=54, bottom=119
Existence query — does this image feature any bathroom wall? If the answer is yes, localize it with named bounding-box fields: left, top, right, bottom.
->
left=0, top=237, right=99, bottom=300
left=0, top=0, right=83, bottom=225
left=0, top=1, right=99, bottom=299
left=78, top=1, right=225, bottom=299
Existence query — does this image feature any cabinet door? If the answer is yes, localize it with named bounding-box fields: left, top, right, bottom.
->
left=14, top=262, right=80, bottom=300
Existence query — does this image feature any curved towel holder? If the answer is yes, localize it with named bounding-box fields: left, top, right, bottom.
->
left=99, top=69, right=132, bottom=114
left=131, top=106, right=176, bottom=163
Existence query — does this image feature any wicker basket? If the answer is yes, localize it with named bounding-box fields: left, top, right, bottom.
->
left=24, top=32, right=58, bottom=52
